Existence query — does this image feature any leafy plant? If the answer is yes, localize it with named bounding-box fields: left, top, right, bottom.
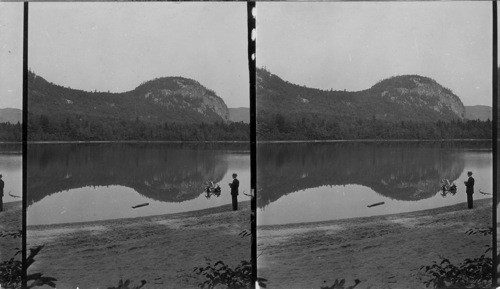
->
left=0, top=228, right=58, bottom=289
left=194, top=260, right=267, bottom=289
left=193, top=228, right=266, bottom=289
left=107, top=279, right=147, bottom=289
left=320, top=279, right=361, bottom=289
left=420, top=228, right=492, bottom=289
left=0, top=245, right=57, bottom=289
left=0, top=251, right=21, bottom=288
left=420, top=255, right=492, bottom=289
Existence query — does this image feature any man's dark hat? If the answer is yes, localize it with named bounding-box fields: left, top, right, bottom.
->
left=467, top=171, right=473, bottom=175
left=232, top=173, right=237, bottom=177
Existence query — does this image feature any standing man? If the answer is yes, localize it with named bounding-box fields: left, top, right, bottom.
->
left=229, top=173, right=239, bottom=211
left=464, top=171, right=475, bottom=209
left=0, top=174, right=4, bottom=212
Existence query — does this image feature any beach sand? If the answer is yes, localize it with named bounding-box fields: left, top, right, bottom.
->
left=258, top=198, right=492, bottom=289
left=0, top=201, right=22, bottom=262
left=27, top=201, right=251, bottom=289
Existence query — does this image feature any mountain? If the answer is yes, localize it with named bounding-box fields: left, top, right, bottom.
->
left=229, top=107, right=250, bottom=123
left=257, top=68, right=465, bottom=123
left=465, top=105, right=491, bottom=121
left=28, top=71, right=230, bottom=124
left=0, top=108, right=22, bottom=124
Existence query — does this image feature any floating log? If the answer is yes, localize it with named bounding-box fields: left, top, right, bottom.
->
left=479, top=190, right=491, bottom=195
left=132, top=203, right=149, bottom=209
left=367, top=202, right=385, bottom=208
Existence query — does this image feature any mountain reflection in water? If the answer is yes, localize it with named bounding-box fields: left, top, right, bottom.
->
left=257, top=141, right=490, bottom=209
left=28, top=143, right=249, bottom=205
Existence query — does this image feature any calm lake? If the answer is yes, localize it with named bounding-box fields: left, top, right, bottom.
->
left=0, top=144, right=22, bottom=203
left=257, top=141, right=492, bottom=226
left=27, top=143, right=250, bottom=226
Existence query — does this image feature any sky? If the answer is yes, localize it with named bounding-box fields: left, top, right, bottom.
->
left=0, top=3, right=23, bottom=109
left=29, top=2, right=249, bottom=108
left=257, top=2, right=492, bottom=106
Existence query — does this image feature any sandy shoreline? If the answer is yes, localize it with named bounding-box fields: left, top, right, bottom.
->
left=27, top=201, right=251, bottom=289
left=258, top=198, right=492, bottom=289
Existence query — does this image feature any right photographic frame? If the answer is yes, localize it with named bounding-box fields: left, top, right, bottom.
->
left=256, top=2, right=494, bottom=288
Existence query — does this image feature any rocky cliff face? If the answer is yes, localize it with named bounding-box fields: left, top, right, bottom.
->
left=372, top=75, right=465, bottom=120
left=135, top=77, right=229, bottom=122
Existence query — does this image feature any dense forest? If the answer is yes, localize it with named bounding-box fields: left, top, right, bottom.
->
left=27, top=113, right=249, bottom=141
left=0, top=122, right=22, bottom=142
left=257, top=113, right=491, bottom=140
left=1, top=112, right=492, bottom=142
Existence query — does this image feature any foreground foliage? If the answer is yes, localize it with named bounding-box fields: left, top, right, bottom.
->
left=0, top=230, right=57, bottom=289
left=320, top=279, right=361, bottom=289
left=193, top=260, right=260, bottom=289
left=107, top=279, right=147, bottom=289
left=420, top=228, right=492, bottom=289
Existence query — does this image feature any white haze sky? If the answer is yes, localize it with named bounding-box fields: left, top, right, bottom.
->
left=29, top=2, right=249, bottom=108
left=257, top=2, right=492, bottom=106
left=0, top=3, right=23, bottom=109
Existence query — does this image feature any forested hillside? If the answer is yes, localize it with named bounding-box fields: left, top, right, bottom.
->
left=257, top=68, right=490, bottom=140
left=27, top=71, right=248, bottom=141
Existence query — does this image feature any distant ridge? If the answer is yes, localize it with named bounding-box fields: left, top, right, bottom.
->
left=464, top=105, right=491, bottom=121
left=0, top=108, right=22, bottom=124
left=229, top=107, right=249, bottom=123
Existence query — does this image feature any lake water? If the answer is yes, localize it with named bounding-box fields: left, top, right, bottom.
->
left=0, top=144, right=22, bottom=203
left=257, top=141, right=492, bottom=226
left=27, top=143, right=250, bottom=225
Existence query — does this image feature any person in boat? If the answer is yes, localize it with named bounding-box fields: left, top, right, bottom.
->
left=229, top=173, right=239, bottom=211
left=441, top=179, right=449, bottom=191
left=464, top=171, right=475, bottom=209
left=441, top=179, right=457, bottom=192
left=206, top=181, right=215, bottom=193
left=0, top=174, right=4, bottom=212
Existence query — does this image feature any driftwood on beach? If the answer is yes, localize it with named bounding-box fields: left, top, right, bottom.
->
left=132, top=203, right=149, bottom=209
left=367, top=202, right=385, bottom=208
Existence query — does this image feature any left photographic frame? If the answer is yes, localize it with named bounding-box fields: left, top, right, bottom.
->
left=0, top=2, right=23, bottom=288
left=21, top=2, right=251, bottom=288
